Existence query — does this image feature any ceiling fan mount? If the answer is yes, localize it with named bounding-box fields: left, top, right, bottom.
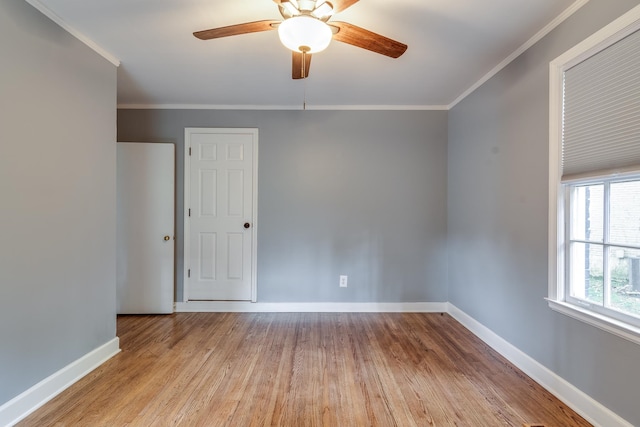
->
left=276, top=0, right=333, bottom=22
left=193, top=0, right=407, bottom=79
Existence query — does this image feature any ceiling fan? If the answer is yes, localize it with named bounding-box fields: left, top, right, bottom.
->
left=193, top=0, right=408, bottom=79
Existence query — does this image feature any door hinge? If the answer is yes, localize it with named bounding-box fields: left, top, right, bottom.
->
left=188, top=269, right=191, bottom=278
left=188, top=147, right=191, bottom=156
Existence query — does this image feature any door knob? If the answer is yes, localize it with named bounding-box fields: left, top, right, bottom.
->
left=163, top=235, right=171, bottom=241
left=244, top=223, right=251, bottom=229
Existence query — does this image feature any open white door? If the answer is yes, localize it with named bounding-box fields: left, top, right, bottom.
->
left=117, top=143, right=175, bottom=314
left=184, top=128, right=257, bottom=301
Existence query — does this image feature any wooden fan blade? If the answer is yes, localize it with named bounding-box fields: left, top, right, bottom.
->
left=330, top=21, right=407, bottom=58
left=194, top=20, right=279, bottom=40
left=331, top=0, right=359, bottom=13
left=292, top=51, right=312, bottom=79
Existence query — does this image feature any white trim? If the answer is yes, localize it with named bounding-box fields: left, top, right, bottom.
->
left=305, top=105, right=449, bottom=111
left=116, top=0, right=588, bottom=113
left=548, top=39, right=565, bottom=303
left=447, top=304, right=632, bottom=427
left=175, top=301, right=447, bottom=313
left=547, top=299, right=640, bottom=346
left=183, top=130, right=191, bottom=302
left=0, top=338, right=120, bottom=427
left=122, top=104, right=307, bottom=111
left=251, top=132, right=259, bottom=302
left=25, top=0, right=588, bottom=110
left=550, top=4, right=640, bottom=71
left=117, top=104, right=449, bottom=111
left=183, top=128, right=259, bottom=303
left=449, top=0, right=589, bottom=109
left=118, top=0, right=589, bottom=111
left=23, top=0, right=120, bottom=67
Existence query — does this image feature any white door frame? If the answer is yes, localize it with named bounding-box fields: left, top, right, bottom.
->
left=183, top=127, right=259, bottom=302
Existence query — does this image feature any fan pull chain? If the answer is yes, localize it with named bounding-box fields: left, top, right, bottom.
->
left=303, top=79, right=307, bottom=110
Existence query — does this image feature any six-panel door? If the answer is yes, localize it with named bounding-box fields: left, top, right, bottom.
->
left=186, top=129, right=256, bottom=301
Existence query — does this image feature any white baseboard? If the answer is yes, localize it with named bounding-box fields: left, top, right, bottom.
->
left=446, top=303, right=632, bottom=427
left=175, top=301, right=447, bottom=313
left=0, top=338, right=120, bottom=427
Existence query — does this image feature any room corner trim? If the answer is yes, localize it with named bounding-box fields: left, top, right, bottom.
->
left=116, top=103, right=450, bottom=111
left=0, top=338, right=121, bottom=427
left=23, top=0, right=120, bottom=66
left=175, top=301, right=448, bottom=313
left=448, top=0, right=590, bottom=109
left=446, top=303, right=632, bottom=427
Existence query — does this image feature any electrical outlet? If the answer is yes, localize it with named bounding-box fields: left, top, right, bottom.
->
left=339, top=275, right=348, bottom=287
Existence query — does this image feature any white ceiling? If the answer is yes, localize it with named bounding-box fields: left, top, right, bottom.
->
left=30, top=0, right=581, bottom=109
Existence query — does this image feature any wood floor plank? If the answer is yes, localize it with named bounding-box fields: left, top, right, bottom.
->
left=18, top=313, right=592, bottom=427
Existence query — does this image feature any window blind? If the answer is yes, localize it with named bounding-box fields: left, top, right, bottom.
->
left=562, top=28, right=640, bottom=180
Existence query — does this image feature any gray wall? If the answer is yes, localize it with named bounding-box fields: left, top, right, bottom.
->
left=448, top=0, right=640, bottom=424
left=0, top=0, right=117, bottom=405
left=117, top=110, right=449, bottom=303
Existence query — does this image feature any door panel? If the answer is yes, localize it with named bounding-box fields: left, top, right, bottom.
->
left=117, top=143, right=175, bottom=314
left=186, top=129, right=256, bottom=301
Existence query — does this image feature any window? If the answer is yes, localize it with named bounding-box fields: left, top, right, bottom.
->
left=549, top=6, right=640, bottom=343
left=566, top=178, right=640, bottom=328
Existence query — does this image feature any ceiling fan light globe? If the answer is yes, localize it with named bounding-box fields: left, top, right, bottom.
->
left=278, top=15, right=332, bottom=54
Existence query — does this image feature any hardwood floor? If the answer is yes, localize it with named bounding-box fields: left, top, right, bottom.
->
left=19, top=313, right=591, bottom=426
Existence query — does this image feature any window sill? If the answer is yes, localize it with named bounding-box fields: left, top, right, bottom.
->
left=546, top=299, right=640, bottom=346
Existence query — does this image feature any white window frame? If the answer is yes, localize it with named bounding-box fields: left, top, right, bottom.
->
left=564, top=176, right=640, bottom=326
left=548, top=5, right=640, bottom=345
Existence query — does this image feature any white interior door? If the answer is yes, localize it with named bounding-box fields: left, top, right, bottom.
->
left=117, top=143, right=175, bottom=314
left=185, top=128, right=257, bottom=301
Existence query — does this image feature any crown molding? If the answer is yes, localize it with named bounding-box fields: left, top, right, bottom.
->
left=24, top=0, right=120, bottom=67
left=117, top=103, right=449, bottom=111
left=448, top=0, right=589, bottom=109
left=25, top=0, right=588, bottom=111
left=305, top=104, right=449, bottom=111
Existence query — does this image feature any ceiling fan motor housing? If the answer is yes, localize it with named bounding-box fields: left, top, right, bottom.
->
left=298, top=0, right=316, bottom=12
left=279, top=0, right=334, bottom=21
